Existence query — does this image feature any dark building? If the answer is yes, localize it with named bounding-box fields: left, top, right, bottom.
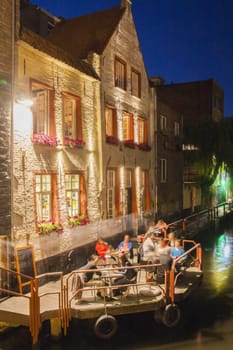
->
left=155, top=78, right=224, bottom=213
left=156, top=79, right=224, bottom=130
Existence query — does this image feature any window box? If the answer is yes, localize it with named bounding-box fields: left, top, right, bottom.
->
left=68, top=215, right=89, bottom=227
left=32, top=133, right=61, bottom=147
left=64, top=137, right=85, bottom=149
left=138, top=143, right=152, bottom=151
left=37, top=219, right=63, bottom=235
left=123, top=139, right=136, bottom=148
left=106, top=135, right=119, bottom=145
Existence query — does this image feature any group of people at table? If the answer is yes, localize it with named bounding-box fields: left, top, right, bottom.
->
left=72, top=220, right=186, bottom=301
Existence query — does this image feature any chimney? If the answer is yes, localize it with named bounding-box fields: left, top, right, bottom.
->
left=121, top=0, right=132, bottom=11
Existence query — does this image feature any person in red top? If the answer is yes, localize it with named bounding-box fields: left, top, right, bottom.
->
left=95, top=237, right=110, bottom=260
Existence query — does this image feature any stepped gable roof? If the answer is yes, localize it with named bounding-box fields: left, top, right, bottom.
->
left=20, top=27, right=99, bottom=79
left=48, top=6, right=125, bottom=59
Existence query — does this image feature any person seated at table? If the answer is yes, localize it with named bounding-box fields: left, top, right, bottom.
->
left=154, top=219, right=168, bottom=238
left=171, top=239, right=186, bottom=272
left=156, top=239, right=173, bottom=283
left=95, top=237, right=111, bottom=260
left=117, top=234, right=133, bottom=260
left=142, top=231, right=159, bottom=263
left=167, top=231, right=176, bottom=247
left=71, top=254, right=106, bottom=299
left=112, top=253, right=137, bottom=296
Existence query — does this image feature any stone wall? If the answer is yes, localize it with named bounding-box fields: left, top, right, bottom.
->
left=13, top=43, right=101, bottom=243
left=0, top=0, right=14, bottom=235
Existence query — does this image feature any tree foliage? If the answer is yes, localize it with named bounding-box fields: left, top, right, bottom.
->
left=184, top=118, right=233, bottom=191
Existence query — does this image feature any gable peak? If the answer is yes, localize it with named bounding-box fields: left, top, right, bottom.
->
left=121, top=0, right=132, bottom=11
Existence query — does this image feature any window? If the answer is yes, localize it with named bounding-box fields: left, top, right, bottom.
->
left=174, top=121, right=180, bottom=136
left=107, top=170, right=116, bottom=218
left=65, top=174, right=80, bottom=217
left=160, top=158, right=167, bottom=183
left=115, top=56, right=127, bottom=90
left=213, top=95, right=222, bottom=110
left=140, top=169, right=150, bottom=211
left=62, top=92, right=82, bottom=142
left=35, top=174, right=52, bottom=221
left=160, top=114, right=167, bottom=132
left=31, top=81, right=55, bottom=136
left=105, top=106, right=118, bottom=139
left=65, top=174, right=86, bottom=217
left=137, top=117, right=147, bottom=144
left=122, top=112, right=134, bottom=141
left=131, top=68, right=141, bottom=98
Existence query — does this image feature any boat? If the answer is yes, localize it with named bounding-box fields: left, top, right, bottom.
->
left=0, top=238, right=203, bottom=344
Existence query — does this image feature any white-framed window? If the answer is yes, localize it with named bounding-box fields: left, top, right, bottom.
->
left=107, top=170, right=116, bottom=218
left=160, top=158, right=167, bottom=183
left=63, top=97, right=76, bottom=139
left=32, top=87, right=50, bottom=135
left=115, top=56, right=127, bottom=90
left=160, top=114, right=167, bottom=132
left=35, top=174, right=52, bottom=221
left=174, top=121, right=180, bottom=136
left=65, top=174, right=80, bottom=217
left=131, top=68, right=141, bottom=98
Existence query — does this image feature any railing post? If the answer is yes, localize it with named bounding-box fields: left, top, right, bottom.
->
left=182, top=219, right=187, bottom=234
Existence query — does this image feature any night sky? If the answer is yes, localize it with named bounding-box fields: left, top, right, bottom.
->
left=32, top=0, right=233, bottom=117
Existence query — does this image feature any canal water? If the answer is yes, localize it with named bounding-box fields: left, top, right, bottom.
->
left=1, top=217, right=233, bottom=350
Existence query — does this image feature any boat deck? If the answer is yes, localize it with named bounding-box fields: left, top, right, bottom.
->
left=0, top=266, right=203, bottom=326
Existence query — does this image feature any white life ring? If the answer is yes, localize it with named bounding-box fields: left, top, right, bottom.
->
left=94, top=314, right=118, bottom=339
left=162, top=304, right=181, bottom=327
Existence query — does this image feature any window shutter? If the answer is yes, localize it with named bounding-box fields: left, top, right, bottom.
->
left=144, top=170, right=150, bottom=211
left=49, top=89, right=55, bottom=136
left=80, top=174, right=87, bottom=216
left=144, top=119, right=148, bottom=143
left=51, top=174, right=59, bottom=221
left=76, top=97, right=82, bottom=140
left=115, top=169, right=121, bottom=216
left=132, top=169, right=137, bottom=213
left=130, top=115, right=134, bottom=140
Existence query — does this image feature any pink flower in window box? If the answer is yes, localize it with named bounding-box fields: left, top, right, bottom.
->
left=123, top=139, right=136, bottom=148
left=138, top=143, right=152, bottom=151
left=106, top=135, right=119, bottom=145
left=32, top=133, right=61, bottom=147
left=64, top=137, right=86, bottom=148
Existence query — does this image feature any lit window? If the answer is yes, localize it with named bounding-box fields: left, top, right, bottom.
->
left=107, top=170, right=116, bottom=218
left=131, top=68, right=141, bottom=98
left=65, top=174, right=80, bottom=217
left=174, top=121, right=180, bottom=136
left=160, top=158, right=167, bottom=183
left=137, top=117, right=147, bottom=144
left=35, top=174, right=52, bottom=221
left=62, top=93, right=82, bottom=142
left=31, top=81, right=54, bottom=135
left=122, top=112, right=134, bottom=141
left=115, top=56, right=127, bottom=90
left=105, top=106, right=118, bottom=138
left=160, top=114, right=167, bottom=132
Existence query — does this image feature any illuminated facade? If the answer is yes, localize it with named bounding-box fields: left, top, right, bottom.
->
left=48, top=0, right=155, bottom=220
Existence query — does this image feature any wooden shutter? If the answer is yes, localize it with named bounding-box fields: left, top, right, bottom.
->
left=132, top=169, right=137, bottom=213
left=144, top=170, right=150, bottom=211
left=80, top=174, right=87, bottom=216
